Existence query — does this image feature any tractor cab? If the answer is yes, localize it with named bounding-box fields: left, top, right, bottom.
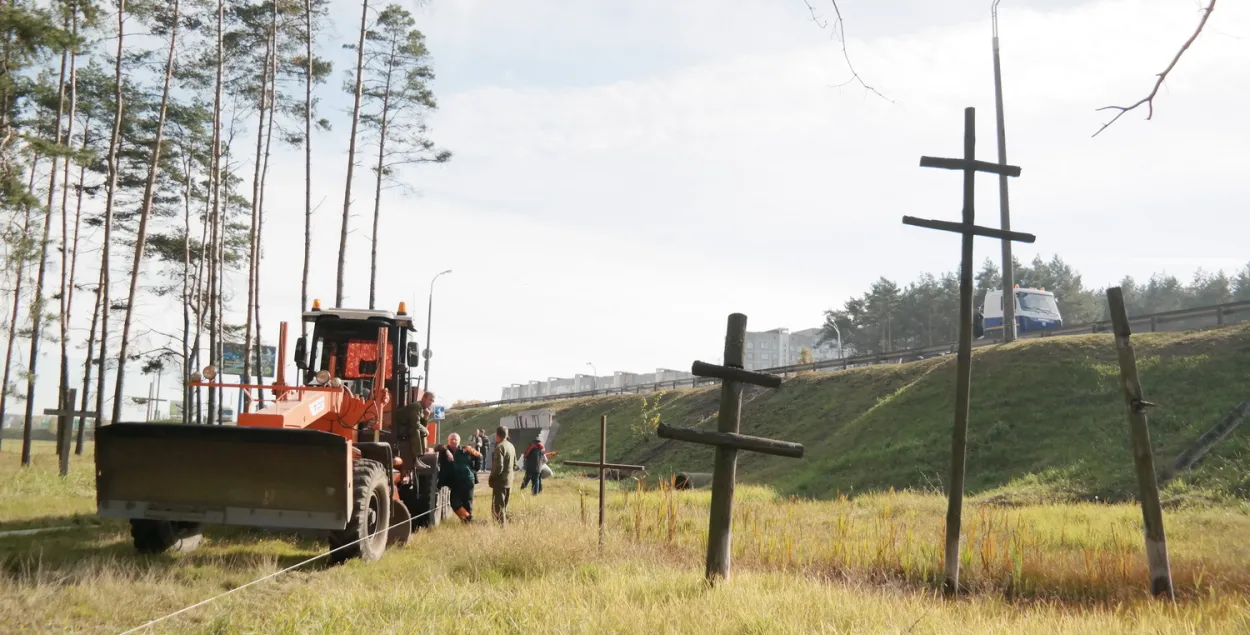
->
left=294, top=300, right=420, bottom=411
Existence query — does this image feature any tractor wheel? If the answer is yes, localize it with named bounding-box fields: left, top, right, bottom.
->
left=388, top=499, right=413, bottom=548
left=130, top=519, right=203, bottom=554
left=412, top=473, right=440, bottom=529
left=328, top=458, right=390, bottom=564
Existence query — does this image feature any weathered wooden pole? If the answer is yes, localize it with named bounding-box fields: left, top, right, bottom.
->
left=1107, top=286, right=1175, bottom=599
left=942, top=106, right=978, bottom=597
left=598, top=413, right=607, bottom=546
left=904, top=106, right=1032, bottom=596
left=706, top=313, right=747, bottom=582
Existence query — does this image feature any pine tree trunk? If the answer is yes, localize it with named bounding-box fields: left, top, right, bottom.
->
left=57, top=8, right=79, bottom=455
left=70, top=118, right=92, bottom=453
left=255, top=3, right=278, bottom=405
left=0, top=154, right=38, bottom=454
left=301, top=0, right=313, bottom=333
left=79, top=268, right=102, bottom=450
left=21, top=40, right=70, bottom=466
left=337, top=0, right=370, bottom=306
left=368, top=42, right=396, bottom=311
left=96, top=0, right=127, bottom=427
left=206, top=0, right=224, bottom=425
left=180, top=143, right=194, bottom=424
left=112, top=0, right=179, bottom=425
left=242, top=24, right=272, bottom=409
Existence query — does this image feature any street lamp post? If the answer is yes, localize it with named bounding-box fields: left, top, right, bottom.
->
left=830, top=321, right=843, bottom=361
left=586, top=362, right=597, bottom=392
left=421, top=269, right=452, bottom=396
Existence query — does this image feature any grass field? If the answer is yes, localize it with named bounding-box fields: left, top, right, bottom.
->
left=3, top=444, right=1249, bottom=634
left=445, top=324, right=1250, bottom=504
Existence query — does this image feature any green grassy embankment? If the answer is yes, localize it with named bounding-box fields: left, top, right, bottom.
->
left=447, top=324, right=1250, bottom=503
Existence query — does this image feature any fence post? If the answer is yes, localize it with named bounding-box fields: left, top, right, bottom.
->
left=1216, top=305, right=1225, bottom=326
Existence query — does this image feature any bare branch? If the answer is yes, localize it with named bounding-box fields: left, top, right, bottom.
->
left=1092, top=0, right=1217, bottom=138
left=803, top=0, right=895, bottom=104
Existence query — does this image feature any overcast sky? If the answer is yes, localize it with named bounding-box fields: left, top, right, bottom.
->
left=21, top=0, right=1250, bottom=418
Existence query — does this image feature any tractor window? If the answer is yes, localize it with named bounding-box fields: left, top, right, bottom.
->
left=343, top=340, right=395, bottom=380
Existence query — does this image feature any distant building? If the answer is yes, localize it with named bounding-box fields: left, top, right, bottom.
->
left=745, top=327, right=845, bottom=370
left=498, top=325, right=847, bottom=399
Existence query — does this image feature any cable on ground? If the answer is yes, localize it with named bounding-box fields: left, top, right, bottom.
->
left=118, top=501, right=448, bottom=635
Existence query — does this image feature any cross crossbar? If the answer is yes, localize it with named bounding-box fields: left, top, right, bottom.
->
left=691, top=361, right=782, bottom=389
left=656, top=422, right=804, bottom=458
left=43, top=408, right=97, bottom=418
left=901, top=216, right=1036, bottom=243
left=920, top=156, right=1021, bottom=177
left=563, top=460, right=646, bottom=471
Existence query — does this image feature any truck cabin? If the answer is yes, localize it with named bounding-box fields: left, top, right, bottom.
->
left=980, top=286, right=1063, bottom=334
left=294, top=303, right=420, bottom=410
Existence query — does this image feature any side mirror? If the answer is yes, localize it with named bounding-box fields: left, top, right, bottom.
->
left=406, top=341, right=420, bottom=367
left=294, top=336, right=308, bottom=370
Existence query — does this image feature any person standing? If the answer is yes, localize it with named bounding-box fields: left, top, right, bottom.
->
left=522, top=438, right=547, bottom=495
left=489, top=425, right=516, bottom=525
left=438, top=433, right=480, bottom=522
left=392, top=390, right=436, bottom=470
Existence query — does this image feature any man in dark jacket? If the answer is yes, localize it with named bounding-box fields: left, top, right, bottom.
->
left=437, top=433, right=480, bottom=522
left=489, top=426, right=516, bottom=525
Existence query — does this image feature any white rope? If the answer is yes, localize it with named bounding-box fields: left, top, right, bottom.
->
left=118, top=501, right=448, bottom=635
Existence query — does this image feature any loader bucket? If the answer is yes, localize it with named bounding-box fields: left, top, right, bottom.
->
left=96, top=423, right=352, bottom=531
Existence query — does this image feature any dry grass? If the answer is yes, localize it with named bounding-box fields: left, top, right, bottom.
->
left=3, top=447, right=1250, bottom=633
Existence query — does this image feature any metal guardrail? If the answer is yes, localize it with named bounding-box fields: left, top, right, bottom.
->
left=457, top=300, right=1250, bottom=411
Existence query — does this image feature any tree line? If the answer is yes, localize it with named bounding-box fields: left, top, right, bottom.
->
left=0, top=0, right=449, bottom=465
left=818, top=255, right=1250, bottom=356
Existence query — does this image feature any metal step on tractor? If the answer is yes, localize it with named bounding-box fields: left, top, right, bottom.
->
left=94, top=301, right=453, bottom=563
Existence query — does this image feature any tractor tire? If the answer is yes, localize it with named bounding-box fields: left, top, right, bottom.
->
left=412, top=473, right=440, bottom=529
left=328, top=458, right=390, bottom=564
left=130, top=519, right=203, bottom=554
left=388, top=499, right=413, bottom=548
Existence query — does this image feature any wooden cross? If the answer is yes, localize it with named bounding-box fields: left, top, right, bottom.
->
left=903, top=106, right=1035, bottom=597
left=563, top=414, right=646, bottom=547
left=655, top=313, right=804, bottom=584
left=43, top=388, right=96, bottom=478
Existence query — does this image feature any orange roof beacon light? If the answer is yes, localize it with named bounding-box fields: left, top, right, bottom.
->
left=397, top=301, right=407, bottom=315
left=311, top=298, right=322, bottom=311
left=1014, top=284, right=1020, bottom=288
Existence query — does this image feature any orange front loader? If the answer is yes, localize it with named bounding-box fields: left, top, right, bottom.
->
left=95, top=303, right=451, bottom=562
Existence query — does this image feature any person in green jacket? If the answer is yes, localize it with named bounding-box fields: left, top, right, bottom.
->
left=489, top=425, right=517, bottom=526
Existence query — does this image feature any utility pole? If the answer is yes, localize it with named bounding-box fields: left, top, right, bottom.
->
left=421, top=269, right=452, bottom=395
left=992, top=0, right=1017, bottom=342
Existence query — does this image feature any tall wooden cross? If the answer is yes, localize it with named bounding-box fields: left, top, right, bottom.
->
left=903, top=106, right=1035, bottom=597
left=563, top=414, right=646, bottom=547
left=656, top=313, right=804, bottom=584
left=43, top=388, right=96, bottom=478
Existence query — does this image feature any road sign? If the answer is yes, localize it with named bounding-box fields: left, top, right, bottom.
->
left=221, top=342, right=277, bottom=377
left=432, top=405, right=445, bottom=420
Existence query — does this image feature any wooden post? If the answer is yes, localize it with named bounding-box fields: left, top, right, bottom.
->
left=654, top=312, right=803, bottom=584
left=706, top=313, right=746, bottom=582
left=599, top=414, right=607, bottom=546
left=560, top=415, right=647, bottom=549
left=902, top=106, right=1033, bottom=597
left=944, top=106, right=978, bottom=598
left=1107, top=287, right=1174, bottom=599
left=44, top=388, right=95, bottom=478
